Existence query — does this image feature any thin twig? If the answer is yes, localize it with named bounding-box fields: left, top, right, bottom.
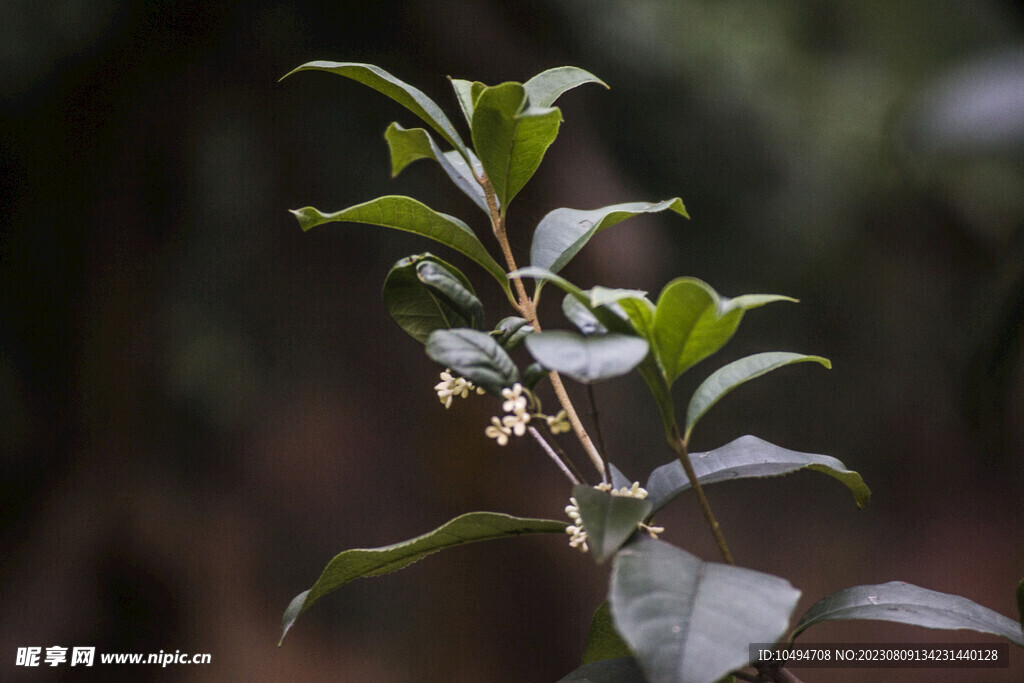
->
left=669, top=421, right=734, bottom=564
left=479, top=172, right=608, bottom=483
left=541, top=424, right=588, bottom=485
left=528, top=427, right=580, bottom=485
left=585, top=384, right=608, bottom=457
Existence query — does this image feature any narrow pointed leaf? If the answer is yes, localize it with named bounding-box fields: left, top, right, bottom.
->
left=415, top=260, right=484, bottom=327
left=583, top=601, right=634, bottom=664
left=280, top=512, right=565, bottom=644
left=472, top=82, right=563, bottom=209
left=291, top=196, right=510, bottom=296
left=651, top=278, right=796, bottom=384
left=608, top=463, right=634, bottom=491
left=491, top=316, right=533, bottom=351
left=646, top=435, right=870, bottom=515
left=611, top=536, right=801, bottom=683
left=573, top=484, right=652, bottom=564
left=384, top=123, right=488, bottom=213
left=450, top=77, right=480, bottom=125
left=530, top=200, right=688, bottom=274
left=522, top=362, right=548, bottom=390
left=524, top=66, right=609, bottom=108
left=685, top=352, right=831, bottom=441
left=282, top=61, right=468, bottom=158
left=526, top=331, right=649, bottom=384
left=589, top=287, right=651, bottom=308
left=426, top=328, right=518, bottom=394
left=383, top=254, right=483, bottom=343
left=563, top=294, right=608, bottom=335
left=792, top=581, right=1024, bottom=647
left=559, top=657, right=646, bottom=682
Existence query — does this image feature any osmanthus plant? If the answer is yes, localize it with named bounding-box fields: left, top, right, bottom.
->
left=277, top=62, right=1024, bottom=682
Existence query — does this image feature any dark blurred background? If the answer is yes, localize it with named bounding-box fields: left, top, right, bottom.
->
left=2, top=1, right=1023, bottom=681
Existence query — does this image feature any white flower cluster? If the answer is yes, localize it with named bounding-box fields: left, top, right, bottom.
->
left=565, top=481, right=665, bottom=553
left=484, top=384, right=572, bottom=445
left=434, top=369, right=484, bottom=408
left=485, top=384, right=531, bottom=445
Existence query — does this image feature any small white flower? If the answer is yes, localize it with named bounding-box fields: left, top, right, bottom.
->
left=501, top=411, right=531, bottom=436
left=434, top=369, right=480, bottom=408
left=609, top=481, right=649, bottom=499
left=501, top=383, right=529, bottom=415
left=485, top=416, right=511, bottom=446
left=545, top=409, right=571, bottom=434
left=564, top=482, right=660, bottom=553
left=564, top=497, right=589, bottom=551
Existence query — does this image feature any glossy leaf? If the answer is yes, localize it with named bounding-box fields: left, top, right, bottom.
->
left=530, top=199, right=688, bottom=274
left=582, top=601, right=634, bottom=664
left=608, top=462, right=634, bottom=491
left=524, top=66, right=608, bottom=108
left=450, top=78, right=484, bottom=125
left=282, top=61, right=469, bottom=159
left=685, top=352, right=831, bottom=441
left=280, top=512, right=565, bottom=645
left=792, top=581, right=1024, bottom=647
left=425, top=328, right=519, bottom=394
left=522, top=362, right=548, bottom=390
left=650, top=278, right=796, bottom=384
left=611, top=535, right=801, bottom=683
left=491, top=316, right=533, bottom=351
left=563, top=294, right=608, bottom=336
left=383, top=254, right=483, bottom=343
left=645, top=435, right=870, bottom=515
left=573, top=484, right=652, bottom=564
left=526, top=331, right=649, bottom=384
left=511, top=268, right=637, bottom=335
left=384, top=123, right=488, bottom=213
left=558, top=657, right=646, bottom=683
left=291, top=195, right=510, bottom=296
left=471, top=82, right=563, bottom=210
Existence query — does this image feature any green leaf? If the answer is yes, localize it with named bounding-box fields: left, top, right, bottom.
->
left=645, top=435, right=870, bottom=515
left=530, top=200, right=688, bottom=274
left=558, top=657, right=646, bottom=683
left=382, top=254, right=484, bottom=343
left=291, top=195, right=510, bottom=297
left=425, top=328, right=519, bottom=394
left=522, top=362, right=548, bottom=390
left=471, top=82, right=563, bottom=210
left=583, top=601, right=635, bottom=664
left=384, top=123, right=488, bottom=213
left=608, top=462, right=634, bottom=491
left=511, top=268, right=638, bottom=336
left=511, top=269, right=677, bottom=434
left=650, top=278, right=796, bottom=385
left=685, top=352, right=831, bottom=442
left=525, top=331, right=649, bottom=384
left=280, top=512, right=565, bottom=645
left=573, top=484, right=652, bottom=564
left=563, top=294, right=608, bottom=335
left=282, top=61, right=469, bottom=159
left=491, top=316, right=533, bottom=351
left=611, top=535, right=801, bottom=683
left=792, top=581, right=1024, bottom=648
left=450, top=78, right=483, bottom=126
left=524, top=66, right=609, bottom=108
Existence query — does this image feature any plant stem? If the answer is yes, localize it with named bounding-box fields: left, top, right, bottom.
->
left=585, top=384, right=608, bottom=457
left=479, top=173, right=608, bottom=484
left=528, top=426, right=580, bottom=485
left=669, top=420, right=734, bottom=565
